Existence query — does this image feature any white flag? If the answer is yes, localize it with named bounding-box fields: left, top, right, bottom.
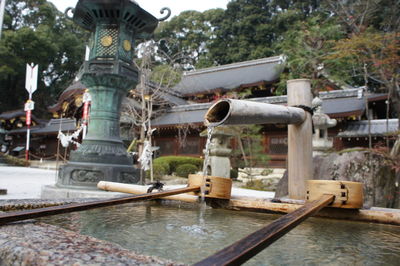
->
left=25, top=63, right=38, bottom=99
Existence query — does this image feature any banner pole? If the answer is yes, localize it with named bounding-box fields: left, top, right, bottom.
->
left=25, top=109, right=31, bottom=161
left=25, top=124, right=30, bottom=161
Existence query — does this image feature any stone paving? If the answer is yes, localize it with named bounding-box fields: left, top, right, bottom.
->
left=0, top=221, right=182, bottom=265
left=0, top=166, right=56, bottom=199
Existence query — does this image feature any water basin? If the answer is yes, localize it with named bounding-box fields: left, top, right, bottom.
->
left=40, top=201, right=400, bottom=265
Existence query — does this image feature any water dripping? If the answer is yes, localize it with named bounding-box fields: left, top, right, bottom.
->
left=201, top=126, right=214, bottom=202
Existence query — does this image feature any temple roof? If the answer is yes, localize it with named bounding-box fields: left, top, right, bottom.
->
left=151, top=89, right=388, bottom=127
left=0, top=109, right=42, bottom=123
left=48, top=82, right=86, bottom=113
left=49, top=81, right=187, bottom=114
left=173, top=56, right=286, bottom=96
left=338, top=119, right=399, bottom=138
left=7, top=118, right=77, bottom=135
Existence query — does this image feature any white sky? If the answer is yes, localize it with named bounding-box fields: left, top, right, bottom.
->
left=48, top=0, right=230, bottom=18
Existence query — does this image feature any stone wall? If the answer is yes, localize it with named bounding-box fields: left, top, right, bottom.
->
left=275, top=150, right=399, bottom=208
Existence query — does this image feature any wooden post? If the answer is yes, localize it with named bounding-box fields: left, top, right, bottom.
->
left=287, top=79, right=313, bottom=200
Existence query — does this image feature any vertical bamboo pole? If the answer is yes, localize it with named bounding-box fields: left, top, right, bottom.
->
left=287, top=79, right=313, bottom=200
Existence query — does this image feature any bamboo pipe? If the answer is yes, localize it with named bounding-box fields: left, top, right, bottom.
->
left=0, top=186, right=201, bottom=226
left=194, top=194, right=335, bottom=266
left=97, top=181, right=199, bottom=203
left=204, top=99, right=306, bottom=127
left=226, top=199, right=400, bottom=226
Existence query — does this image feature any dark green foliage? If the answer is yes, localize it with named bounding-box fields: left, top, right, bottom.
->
left=153, top=156, right=203, bottom=175
left=154, top=9, right=224, bottom=70
left=231, top=125, right=270, bottom=169
left=207, top=0, right=326, bottom=65
left=0, top=154, right=29, bottom=166
left=208, top=0, right=277, bottom=65
left=274, top=15, right=346, bottom=94
left=175, top=163, right=198, bottom=178
left=0, top=0, right=87, bottom=116
left=156, top=160, right=170, bottom=174
left=146, top=160, right=169, bottom=179
left=153, top=0, right=328, bottom=69
left=230, top=168, right=238, bottom=180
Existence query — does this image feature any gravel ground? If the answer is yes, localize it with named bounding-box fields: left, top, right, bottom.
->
left=0, top=222, right=182, bottom=265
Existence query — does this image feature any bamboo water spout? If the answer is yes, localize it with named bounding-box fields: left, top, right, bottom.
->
left=204, top=79, right=314, bottom=200
left=205, top=99, right=306, bottom=127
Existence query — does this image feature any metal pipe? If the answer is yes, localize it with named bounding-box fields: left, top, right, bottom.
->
left=204, top=99, right=306, bottom=127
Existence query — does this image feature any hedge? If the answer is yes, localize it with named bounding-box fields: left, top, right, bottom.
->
left=145, top=160, right=169, bottom=179
left=175, top=164, right=198, bottom=178
left=0, top=154, right=29, bottom=167
left=153, top=156, right=203, bottom=175
left=230, top=168, right=238, bottom=179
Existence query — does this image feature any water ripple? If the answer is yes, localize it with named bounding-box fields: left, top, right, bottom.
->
left=40, top=202, right=400, bottom=265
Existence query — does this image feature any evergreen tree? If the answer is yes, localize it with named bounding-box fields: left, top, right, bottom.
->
left=0, top=0, right=87, bottom=116
left=274, top=15, right=346, bottom=94
left=154, top=9, right=224, bottom=70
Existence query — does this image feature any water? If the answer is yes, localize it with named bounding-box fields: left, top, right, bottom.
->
left=40, top=202, right=400, bottom=265
left=202, top=126, right=214, bottom=176
left=201, top=126, right=214, bottom=201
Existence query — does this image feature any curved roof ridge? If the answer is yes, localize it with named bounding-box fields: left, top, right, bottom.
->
left=184, top=55, right=286, bottom=77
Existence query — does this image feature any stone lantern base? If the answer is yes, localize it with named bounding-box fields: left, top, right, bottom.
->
left=57, top=162, right=139, bottom=190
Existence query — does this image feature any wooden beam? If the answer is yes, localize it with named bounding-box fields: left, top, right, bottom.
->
left=194, top=194, right=334, bottom=266
left=287, top=79, right=313, bottom=200
left=0, top=186, right=200, bottom=226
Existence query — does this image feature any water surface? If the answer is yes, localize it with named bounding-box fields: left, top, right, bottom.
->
left=40, top=201, right=400, bottom=265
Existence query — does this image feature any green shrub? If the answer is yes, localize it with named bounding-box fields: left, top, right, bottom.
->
left=145, top=160, right=169, bottom=179
left=0, top=154, right=29, bottom=167
left=230, top=168, right=238, bottom=179
left=156, top=160, right=170, bottom=175
left=175, top=163, right=198, bottom=178
left=153, top=156, right=203, bottom=175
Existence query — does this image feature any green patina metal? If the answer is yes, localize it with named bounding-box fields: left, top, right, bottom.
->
left=58, top=0, right=166, bottom=189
